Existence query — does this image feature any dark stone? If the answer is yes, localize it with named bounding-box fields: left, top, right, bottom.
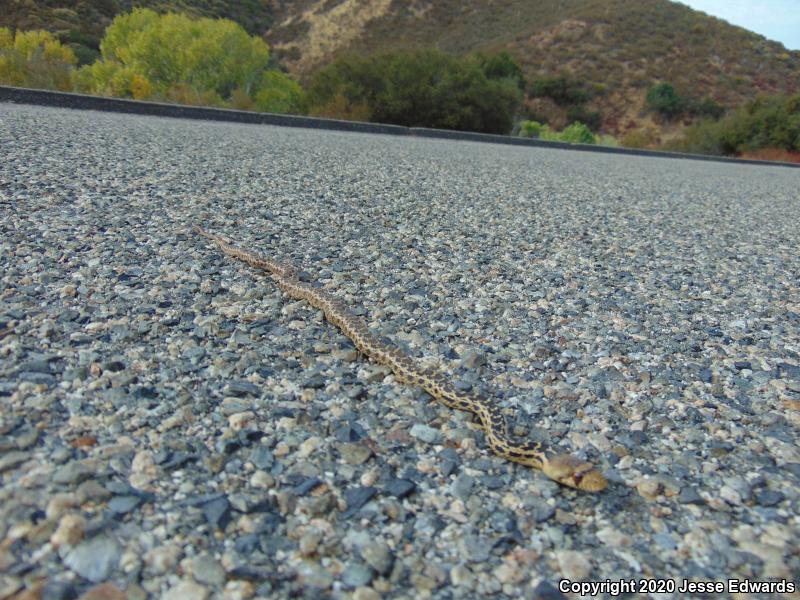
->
left=342, top=487, right=378, bottom=519
left=234, top=534, right=260, bottom=554
left=733, top=361, right=752, bottom=371
left=755, top=489, right=785, bottom=507
left=304, top=374, right=326, bottom=389
left=202, top=496, right=231, bottom=529
left=228, top=566, right=277, bottom=581
left=103, top=361, right=126, bottom=372
left=41, top=581, right=77, bottom=600
left=481, top=475, right=504, bottom=490
left=134, top=386, right=158, bottom=399
left=104, top=481, right=152, bottom=499
left=107, top=495, right=141, bottom=515
left=777, top=363, right=800, bottom=379
left=334, top=422, right=366, bottom=442
left=294, top=477, right=324, bottom=496
left=678, top=486, right=705, bottom=505
left=160, top=452, right=197, bottom=471
left=784, top=463, right=800, bottom=478
left=249, top=446, right=274, bottom=470
left=453, top=379, right=473, bottom=392
left=530, top=580, right=567, bottom=600
left=698, top=368, right=713, bottom=383
left=21, top=360, right=51, bottom=373
left=532, top=502, right=555, bottom=523
left=225, top=381, right=260, bottom=397
left=383, top=478, right=416, bottom=499
left=440, top=460, right=458, bottom=477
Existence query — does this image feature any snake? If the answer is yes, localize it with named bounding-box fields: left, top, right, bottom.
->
left=194, top=226, right=607, bottom=492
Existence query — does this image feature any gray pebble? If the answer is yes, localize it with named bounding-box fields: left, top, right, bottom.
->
left=409, top=424, right=441, bottom=444
left=63, top=536, right=120, bottom=583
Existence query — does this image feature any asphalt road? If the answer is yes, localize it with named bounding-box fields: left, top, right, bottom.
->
left=1, top=102, right=798, bottom=599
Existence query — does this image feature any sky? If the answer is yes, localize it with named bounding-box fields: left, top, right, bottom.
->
left=675, top=0, right=800, bottom=50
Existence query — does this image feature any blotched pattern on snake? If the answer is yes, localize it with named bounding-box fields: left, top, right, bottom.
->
left=195, top=226, right=607, bottom=492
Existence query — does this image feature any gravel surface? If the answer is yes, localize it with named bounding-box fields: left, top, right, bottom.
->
left=1, top=102, right=799, bottom=599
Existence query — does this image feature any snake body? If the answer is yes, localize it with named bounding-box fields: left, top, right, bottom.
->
left=195, top=226, right=607, bottom=492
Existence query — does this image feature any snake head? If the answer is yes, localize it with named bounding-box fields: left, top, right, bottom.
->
left=542, top=454, right=608, bottom=492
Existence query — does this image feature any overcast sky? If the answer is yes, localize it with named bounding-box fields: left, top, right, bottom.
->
left=675, top=0, right=800, bottom=49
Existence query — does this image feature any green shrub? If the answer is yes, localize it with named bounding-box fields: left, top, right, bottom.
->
left=0, top=27, right=77, bottom=91
left=307, top=49, right=522, bottom=134
left=671, top=93, right=800, bottom=155
left=566, top=105, right=602, bottom=131
left=529, top=73, right=591, bottom=105
left=475, top=50, right=525, bottom=90
left=253, top=70, right=307, bottom=114
left=559, top=121, right=596, bottom=144
left=689, top=96, right=726, bottom=120
left=646, top=82, right=686, bottom=120
left=519, top=120, right=545, bottom=138
left=518, top=119, right=597, bottom=144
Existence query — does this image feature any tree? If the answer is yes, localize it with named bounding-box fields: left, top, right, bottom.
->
left=646, top=82, right=686, bottom=120
left=73, top=8, right=304, bottom=112
left=0, top=27, right=77, bottom=91
left=529, top=73, right=591, bottom=105
left=476, top=50, right=525, bottom=90
left=308, top=49, right=522, bottom=134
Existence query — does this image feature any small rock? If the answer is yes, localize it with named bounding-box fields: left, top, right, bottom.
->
left=555, top=550, right=591, bottom=581
left=53, top=460, right=95, bottom=485
left=63, top=536, right=121, bottom=583
left=596, top=527, right=630, bottom=547
left=678, top=486, right=705, bottom=505
left=409, top=424, right=441, bottom=444
left=460, top=350, right=486, bottom=369
left=203, top=496, right=232, bottom=530
left=163, top=580, right=209, bottom=600
left=129, top=451, right=157, bottom=487
left=352, top=588, right=381, bottom=600
left=636, top=478, right=662, bottom=501
left=653, top=532, right=677, bottom=550
left=224, top=381, right=260, bottom=397
left=450, top=474, right=475, bottom=501
left=342, top=563, right=373, bottom=588
left=383, top=478, right=416, bottom=498
left=530, top=580, right=568, bottom=600
left=108, top=495, right=142, bottom=515
left=223, top=580, right=255, bottom=600
left=78, top=582, right=126, bottom=600
left=297, top=436, right=322, bottom=458
left=228, top=411, right=256, bottom=431
left=337, top=442, right=373, bottom=465
left=360, top=540, right=393, bottom=575
left=294, top=477, right=324, bottom=496
left=144, top=544, right=182, bottom=575
left=190, top=554, right=226, bottom=586
left=755, top=489, right=785, bottom=506
left=248, top=446, right=273, bottom=470
left=50, top=513, right=86, bottom=548
left=342, top=487, right=378, bottom=518
left=249, top=471, right=275, bottom=489
left=450, top=564, right=474, bottom=587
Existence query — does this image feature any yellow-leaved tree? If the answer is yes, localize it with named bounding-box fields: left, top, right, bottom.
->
left=0, top=28, right=77, bottom=91
left=72, top=8, right=306, bottom=113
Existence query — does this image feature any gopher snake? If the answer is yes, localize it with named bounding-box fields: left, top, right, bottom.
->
left=195, top=226, right=607, bottom=492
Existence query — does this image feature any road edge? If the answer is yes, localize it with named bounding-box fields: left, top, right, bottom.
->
left=2, top=85, right=798, bottom=169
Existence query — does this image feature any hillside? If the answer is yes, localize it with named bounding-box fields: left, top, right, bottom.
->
left=265, top=0, right=800, bottom=135
left=3, top=0, right=799, bottom=136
